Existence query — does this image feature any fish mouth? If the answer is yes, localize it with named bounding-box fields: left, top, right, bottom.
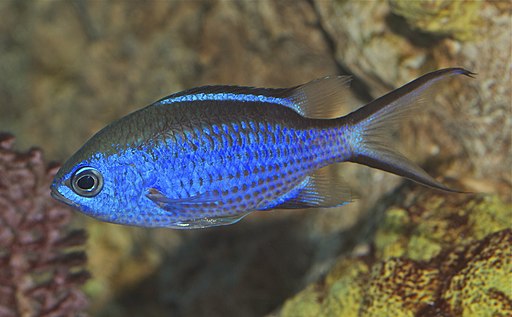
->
left=50, top=185, right=77, bottom=208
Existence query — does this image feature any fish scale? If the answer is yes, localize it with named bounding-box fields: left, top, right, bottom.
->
left=151, top=106, right=336, bottom=217
left=51, top=68, right=473, bottom=228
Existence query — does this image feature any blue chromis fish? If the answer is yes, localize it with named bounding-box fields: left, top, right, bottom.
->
left=50, top=68, right=473, bottom=229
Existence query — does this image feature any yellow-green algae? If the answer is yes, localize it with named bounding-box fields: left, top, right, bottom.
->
left=278, top=194, right=511, bottom=317
left=389, top=0, right=483, bottom=41
left=280, top=259, right=368, bottom=317
left=444, top=230, right=511, bottom=317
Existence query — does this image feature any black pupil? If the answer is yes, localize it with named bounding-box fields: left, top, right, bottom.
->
left=77, top=175, right=95, bottom=190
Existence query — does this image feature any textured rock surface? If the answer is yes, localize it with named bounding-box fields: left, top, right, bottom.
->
left=0, top=1, right=337, bottom=159
left=313, top=0, right=511, bottom=189
left=276, top=193, right=512, bottom=317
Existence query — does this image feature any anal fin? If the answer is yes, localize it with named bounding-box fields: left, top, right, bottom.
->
left=272, top=166, right=354, bottom=210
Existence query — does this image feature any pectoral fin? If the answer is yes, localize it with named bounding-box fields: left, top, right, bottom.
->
left=146, top=188, right=252, bottom=228
left=146, top=188, right=219, bottom=211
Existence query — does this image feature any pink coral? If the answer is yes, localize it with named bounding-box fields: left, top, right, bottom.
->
left=0, top=133, right=89, bottom=317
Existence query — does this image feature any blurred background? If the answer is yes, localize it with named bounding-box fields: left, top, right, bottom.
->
left=0, top=1, right=510, bottom=316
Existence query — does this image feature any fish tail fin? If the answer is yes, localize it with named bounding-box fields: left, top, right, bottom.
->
left=344, top=68, right=474, bottom=192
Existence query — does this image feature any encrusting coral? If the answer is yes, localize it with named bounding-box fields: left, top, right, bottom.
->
left=0, top=133, right=89, bottom=317
left=277, top=191, right=512, bottom=317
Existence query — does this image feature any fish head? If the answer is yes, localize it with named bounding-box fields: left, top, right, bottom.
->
left=50, top=131, right=147, bottom=225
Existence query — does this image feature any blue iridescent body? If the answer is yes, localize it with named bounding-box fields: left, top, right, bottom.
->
left=51, top=68, right=473, bottom=228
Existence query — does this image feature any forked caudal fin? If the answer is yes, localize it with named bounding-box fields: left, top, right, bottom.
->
left=345, top=68, right=475, bottom=192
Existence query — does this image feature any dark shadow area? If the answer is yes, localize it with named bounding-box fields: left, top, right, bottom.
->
left=96, top=185, right=406, bottom=317
left=385, top=13, right=446, bottom=48
left=97, top=216, right=317, bottom=317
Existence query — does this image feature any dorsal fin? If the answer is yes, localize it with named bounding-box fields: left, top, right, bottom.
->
left=156, top=76, right=352, bottom=119
left=286, top=76, right=352, bottom=119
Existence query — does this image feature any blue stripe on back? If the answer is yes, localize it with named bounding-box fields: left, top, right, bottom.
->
left=159, top=93, right=298, bottom=112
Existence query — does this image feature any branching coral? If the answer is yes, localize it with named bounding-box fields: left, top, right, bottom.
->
left=0, top=133, right=89, bottom=317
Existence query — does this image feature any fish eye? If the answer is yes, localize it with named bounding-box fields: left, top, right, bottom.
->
left=71, top=167, right=103, bottom=197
